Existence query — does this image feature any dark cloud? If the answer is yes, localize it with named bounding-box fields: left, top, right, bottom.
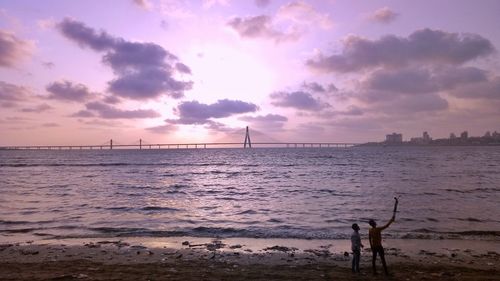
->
left=21, top=103, right=52, bottom=113
left=175, top=62, right=191, bottom=74
left=449, top=77, right=500, bottom=99
left=307, top=28, right=495, bottom=73
left=146, top=124, right=177, bottom=134
left=57, top=18, right=192, bottom=100
left=70, top=110, right=95, bottom=118
left=0, top=81, right=29, bottom=104
left=255, top=0, right=271, bottom=8
left=0, top=30, right=31, bottom=68
left=302, top=81, right=325, bottom=93
left=57, top=19, right=116, bottom=51
left=108, top=67, right=190, bottom=99
left=46, top=80, right=94, bottom=102
left=369, top=7, right=398, bottom=24
left=362, top=66, right=488, bottom=94
left=169, top=99, right=259, bottom=124
left=270, top=91, right=330, bottom=111
left=227, top=15, right=299, bottom=43
left=239, top=114, right=288, bottom=130
left=301, top=82, right=338, bottom=94
left=381, top=94, right=449, bottom=114
left=436, top=66, right=488, bottom=89
left=103, top=95, right=121, bottom=104
left=85, top=101, right=160, bottom=119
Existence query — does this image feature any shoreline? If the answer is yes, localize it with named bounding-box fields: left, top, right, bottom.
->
left=1, top=237, right=499, bottom=280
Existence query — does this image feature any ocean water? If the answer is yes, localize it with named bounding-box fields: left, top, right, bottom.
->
left=1, top=147, right=499, bottom=241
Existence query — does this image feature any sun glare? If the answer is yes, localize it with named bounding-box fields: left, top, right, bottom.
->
left=185, top=44, right=276, bottom=104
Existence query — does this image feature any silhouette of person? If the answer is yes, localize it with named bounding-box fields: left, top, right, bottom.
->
left=368, top=215, right=395, bottom=275
left=351, top=223, right=364, bottom=273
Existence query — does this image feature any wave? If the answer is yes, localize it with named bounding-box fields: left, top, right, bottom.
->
left=3, top=224, right=499, bottom=241
left=0, top=162, right=231, bottom=168
left=141, top=206, right=182, bottom=212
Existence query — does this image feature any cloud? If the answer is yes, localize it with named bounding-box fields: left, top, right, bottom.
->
left=228, top=2, right=331, bottom=43
left=203, top=0, right=229, bottom=8
left=255, top=0, right=271, bottom=8
left=159, top=0, right=195, bottom=19
left=46, top=80, right=95, bottom=102
left=301, top=81, right=338, bottom=94
left=302, top=81, right=325, bottom=93
left=240, top=114, right=288, bottom=130
left=42, top=122, right=59, bottom=127
left=276, top=1, right=333, bottom=29
left=169, top=99, right=259, bottom=124
left=107, top=67, right=190, bottom=99
left=0, top=30, right=32, bottom=68
left=0, top=81, right=30, bottom=104
left=449, top=77, right=500, bottom=99
left=70, top=110, right=95, bottom=118
left=146, top=124, right=177, bottom=134
left=320, top=106, right=364, bottom=118
left=227, top=15, right=300, bottom=43
left=369, top=7, right=398, bottom=24
left=84, top=101, right=160, bottom=119
left=57, top=18, right=192, bottom=100
left=20, top=103, right=52, bottom=113
left=361, top=66, right=488, bottom=94
left=57, top=19, right=116, bottom=51
left=270, top=91, right=330, bottom=111
left=306, top=28, right=495, bottom=73
left=77, top=118, right=124, bottom=127
left=379, top=94, right=449, bottom=114
left=175, top=62, right=192, bottom=74
left=132, top=0, right=152, bottom=10
left=42, top=61, right=55, bottom=69
left=103, top=95, right=121, bottom=104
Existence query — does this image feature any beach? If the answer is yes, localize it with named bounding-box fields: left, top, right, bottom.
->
left=1, top=237, right=499, bottom=280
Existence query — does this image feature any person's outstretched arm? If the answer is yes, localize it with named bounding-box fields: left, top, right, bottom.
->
left=379, top=215, right=395, bottom=231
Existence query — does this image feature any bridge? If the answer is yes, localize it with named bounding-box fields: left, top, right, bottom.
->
left=0, top=127, right=360, bottom=150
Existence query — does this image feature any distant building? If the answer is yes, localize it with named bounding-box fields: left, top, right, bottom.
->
left=493, top=131, right=500, bottom=139
left=484, top=131, right=492, bottom=138
left=450, top=133, right=456, bottom=139
left=460, top=131, right=468, bottom=140
left=423, top=131, right=431, bottom=143
left=386, top=133, right=403, bottom=144
left=410, top=131, right=432, bottom=144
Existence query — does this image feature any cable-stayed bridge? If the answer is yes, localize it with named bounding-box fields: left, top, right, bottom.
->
left=0, top=127, right=360, bottom=150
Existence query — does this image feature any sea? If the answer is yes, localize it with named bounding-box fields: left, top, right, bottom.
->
left=1, top=146, right=499, bottom=242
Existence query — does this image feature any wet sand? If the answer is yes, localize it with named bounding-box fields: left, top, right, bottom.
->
left=1, top=237, right=499, bottom=280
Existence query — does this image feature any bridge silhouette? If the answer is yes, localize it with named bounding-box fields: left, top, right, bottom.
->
left=0, top=127, right=359, bottom=150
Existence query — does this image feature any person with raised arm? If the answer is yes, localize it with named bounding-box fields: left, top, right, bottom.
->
left=368, top=197, right=398, bottom=275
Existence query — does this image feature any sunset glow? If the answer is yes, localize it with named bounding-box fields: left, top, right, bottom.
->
left=1, top=0, right=499, bottom=145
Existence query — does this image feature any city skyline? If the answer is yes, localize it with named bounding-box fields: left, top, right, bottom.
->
left=1, top=0, right=500, bottom=145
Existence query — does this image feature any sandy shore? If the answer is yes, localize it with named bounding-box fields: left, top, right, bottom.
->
left=1, top=237, right=499, bottom=280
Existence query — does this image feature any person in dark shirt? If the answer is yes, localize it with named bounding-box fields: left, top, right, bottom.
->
left=350, top=223, right=364, bottom=273
left=368, top=215, right=395, bottom=275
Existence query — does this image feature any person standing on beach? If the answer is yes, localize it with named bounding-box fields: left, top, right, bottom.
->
left=351, top=223, right=364, bottom=273
left=368, top=215, right=395, bottom=275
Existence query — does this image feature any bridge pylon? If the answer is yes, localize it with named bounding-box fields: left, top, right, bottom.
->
left=244, top=126, right=252, bottom=148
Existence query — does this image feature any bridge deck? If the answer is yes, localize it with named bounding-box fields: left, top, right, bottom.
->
left=0, top=142, right=359, bottom=150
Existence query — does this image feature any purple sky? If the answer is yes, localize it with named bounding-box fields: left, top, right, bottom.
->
left=1, top=0, right=499, bottom=145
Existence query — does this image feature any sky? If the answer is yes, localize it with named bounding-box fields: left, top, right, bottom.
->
left=1, top=0, right=500, bottom=145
